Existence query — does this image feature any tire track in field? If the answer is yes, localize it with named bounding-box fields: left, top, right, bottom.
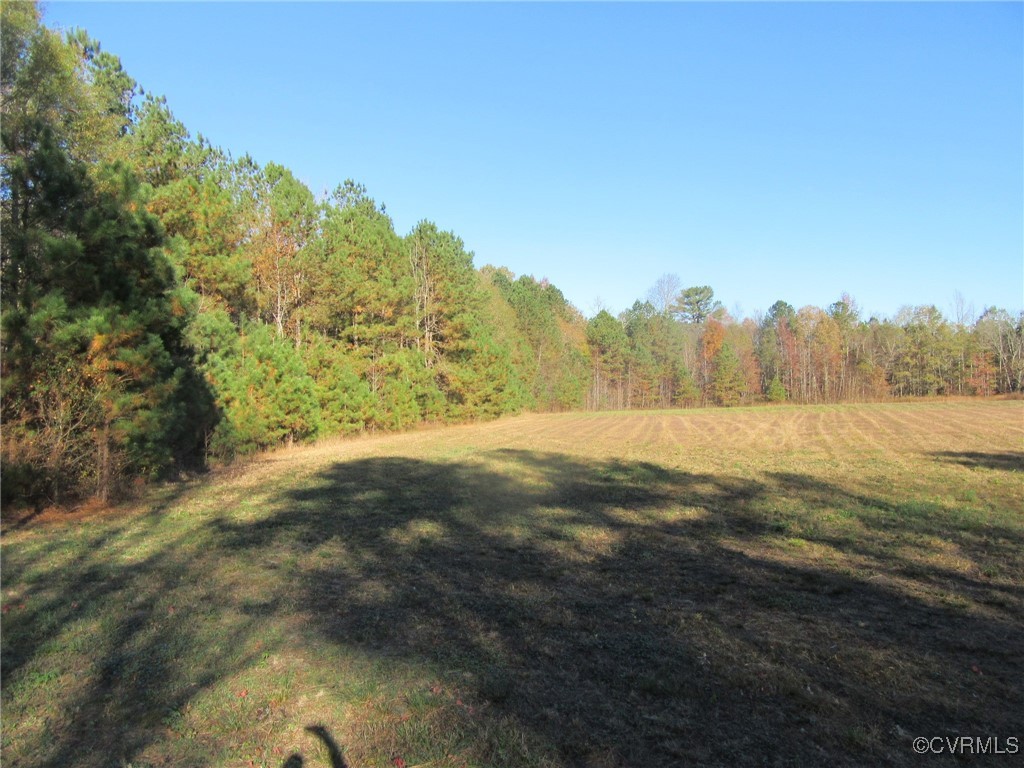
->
left=814, top=407, right=845, bottom=463
left=667, top=413, right=697, bottom=456
left=932, top=402, right=1024, bottom=450
left=870, top=402, right=997, bottom=460
left=626, top=411, right=650, bottom=448
left=833, top=405, right=902, bottom=469
left=903, top=404, right=974, bottom=452
left=720, top=409, right=774, bottom=455
left=892, top=404, right=996, bottom=456
left=637, top=413, right=663, bottom=450
left=576, top=414, right=620, bottom=449
left=516, top=414, right=570, bottom=445
left=593, top=411, right=643, bottom=451
left=545, top=414, right=598, bottom=451
left=748, top=409, right=788, bottom=456
left=741, top=411, right=786, bottom=460
left=833, top=406, right=891, bottom=460
left=678, top=412, right=719, bottom=453
left=911, top=402, right=1011, bottom=446
left=679, top=412, right=709, bottom=447
left=753, top=411, right=782, bottom=460
left=854, top=405, right=914, bottom=468
left=556, top=413, right=635, bottom=458
left=893, top=405, right=965, bottom=449
left=696, top=410, right=732, bottom=451
left=651, top=414, right=671, bottom=453
left=776, top=407, right=809, bottom=454
left=654, top=413, right=692, bottom=456
left=731, top=409, right=766, bottom=452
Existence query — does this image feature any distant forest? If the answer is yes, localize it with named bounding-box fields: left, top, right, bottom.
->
left=3, top=2, right=1022, bottom=504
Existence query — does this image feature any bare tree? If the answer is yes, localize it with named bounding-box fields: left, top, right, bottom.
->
left=952, top=290, right=975, bottom=328
left=646, top=273, right=682, bottom=315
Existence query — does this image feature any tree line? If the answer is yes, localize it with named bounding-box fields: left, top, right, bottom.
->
left=588, top=282, right=1022, bottom=411
left=2, top=3, right=1021, bottom=504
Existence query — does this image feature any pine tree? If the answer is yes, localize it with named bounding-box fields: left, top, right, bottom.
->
left=2, top=128, right=199, bottom=501
left=673, top=363, right=700, bottom=407
left=766, top=374, right=788, bottom=403
left=302, top=336, right=376, bottom=436
left=711, top=342, right=746, bottom=407
left=205, top=322, right=319, bottom=456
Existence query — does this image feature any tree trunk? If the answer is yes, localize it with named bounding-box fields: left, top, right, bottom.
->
left=97, top=420, right=111, bottom=503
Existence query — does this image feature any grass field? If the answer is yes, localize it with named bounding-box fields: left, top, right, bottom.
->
left=2, top=400, right=1022, bottom=767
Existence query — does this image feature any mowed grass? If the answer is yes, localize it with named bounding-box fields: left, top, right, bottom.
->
left=2, top=400, right=1022, bottom=768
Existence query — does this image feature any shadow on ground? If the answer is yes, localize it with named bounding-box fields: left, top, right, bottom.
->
left=214, top=450, right=1022, bottom=767
left=0, top=503, right=270, bottom=767
left=3, top=450, right=1022, bottom=767
left=931, top=450, right=1024, bottom=472
left=282, top=725, right=348, bottom=767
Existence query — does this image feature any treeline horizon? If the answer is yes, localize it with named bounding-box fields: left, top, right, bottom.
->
left=3, top=3, right=1022, bottom=505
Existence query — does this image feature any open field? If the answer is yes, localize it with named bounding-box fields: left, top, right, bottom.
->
left=2, top=400, right=1022, bottom=767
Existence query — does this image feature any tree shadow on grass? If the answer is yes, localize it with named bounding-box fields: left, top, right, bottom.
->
left=931, top=450, right=1024, bottom=472
left=1, top=509, right=273, bottom=768
left=214, top=450, right=1023, bottom=767
left=768, top=470, right=1024, bottom=584
left=4, top=448, right=1022, bottom=767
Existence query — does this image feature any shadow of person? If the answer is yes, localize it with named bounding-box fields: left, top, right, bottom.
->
left=281, top=725, right=347, bottom=768
left=306, top=725, right=347, bottom=768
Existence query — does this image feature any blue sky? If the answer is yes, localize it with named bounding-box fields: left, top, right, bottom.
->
left=44, top=1, right=1023, bottom=321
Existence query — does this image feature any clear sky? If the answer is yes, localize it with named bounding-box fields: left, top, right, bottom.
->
left=43, top=1, right=1023, bottom=321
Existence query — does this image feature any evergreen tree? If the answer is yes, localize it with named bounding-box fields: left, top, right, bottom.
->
left=245, top=163, right=318, bottom=345
left=302, top=335, right=376, bottom=436
left=1, top=126, right=201, bottom=501
left=205, top=322, right=319, bottom=456
left=374, top=348, right=444, bottom=430
left=587, top=310, right=630, bottom=409
left=404, top=220, right=525, bottom=417
left=673, top=362, right=700, bottom=407
left=311, top=181, right=415, bottom=352
left=766, top=375, right=788, bottom=403
left=499, top=275, right=589, bottom=410
left=711, top=342, right=746, bottom=407
left=671, top=285, right=721, bottom=325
